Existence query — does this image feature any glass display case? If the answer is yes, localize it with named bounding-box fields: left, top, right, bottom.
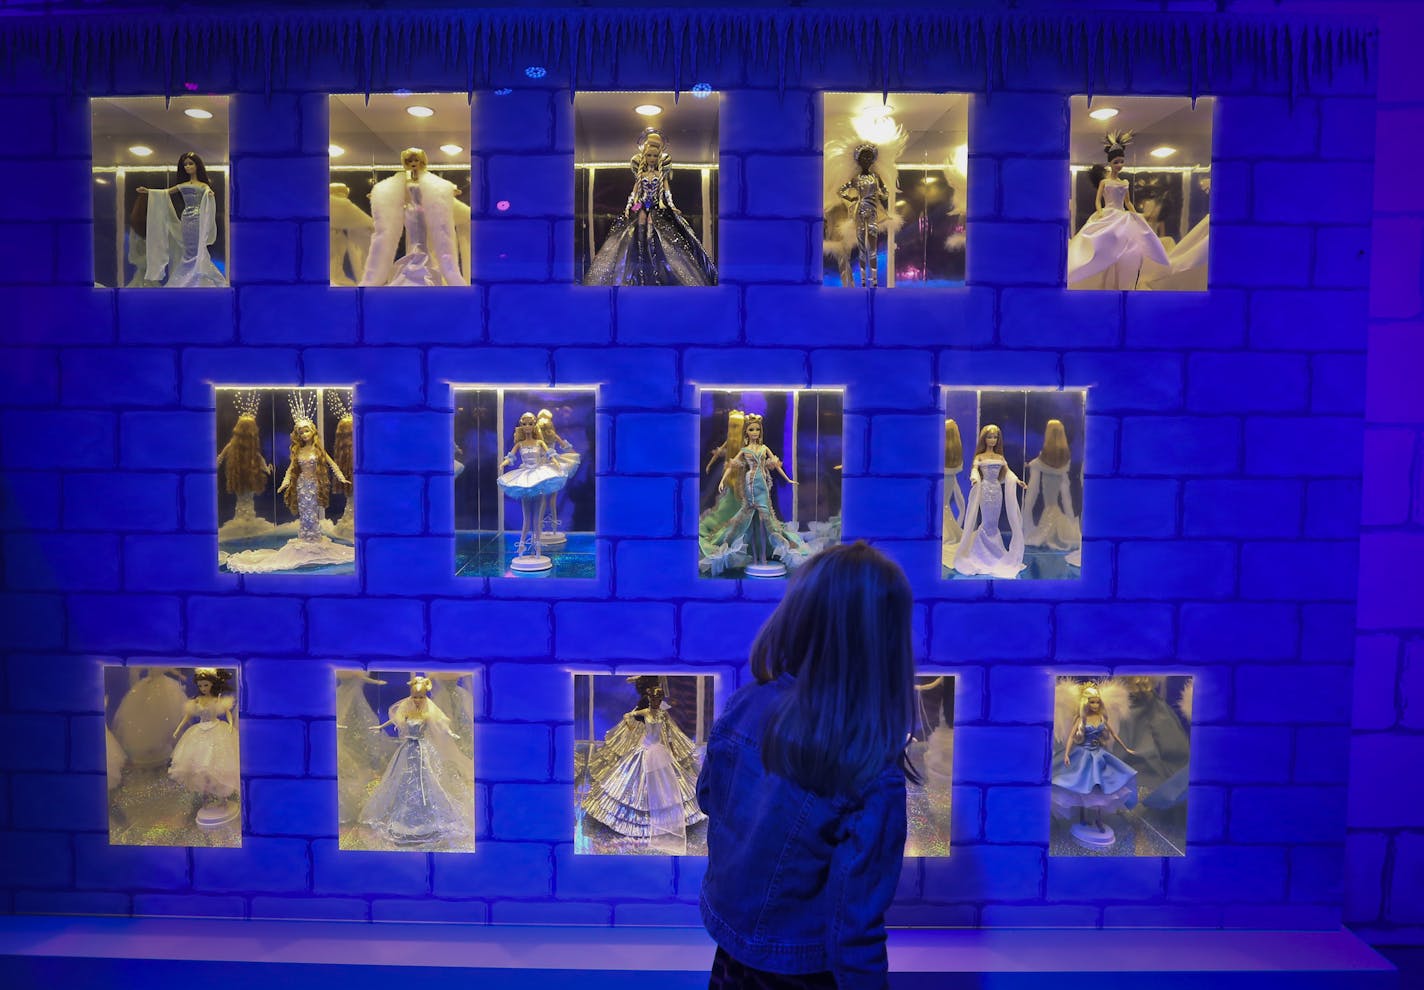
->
left=215, top=386, right=356, bottom=576
left=104, top=665, right=241, bottom=847
left=91, top=96, right=230, bottom=288
left=575, top=90, right=719, bottom=286
left=1067, top=95, right=1214, bottom=291
left=337, top=669, right=476, bottom=853
left=822, top=93, right=969, bottom=288
left=453, top=386, right=597, bottom=578
left=328, top=93, right=471, bottom=286
left=907, top=674, right=955, bottom=857
left=697, top=388, right=844, bottom=580
left=942, top=388, right=1087, bottom=581
left=1051, top=675, right=1193, bottom=857
left=573, top=672, right=716, bottom=856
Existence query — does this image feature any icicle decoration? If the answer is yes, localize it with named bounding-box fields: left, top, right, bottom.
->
left=0, top=9, right=1375, bottom=100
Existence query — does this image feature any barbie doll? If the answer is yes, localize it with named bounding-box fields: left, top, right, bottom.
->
left=497, top=412, right=568, bottom=571
left=138, top=151, right=225, bottom=287
left=951, top=424, right=1027, bottom=578
left=168, top=668, right=240, bottom=826
left=1067, top=131, right=1169, bottom=290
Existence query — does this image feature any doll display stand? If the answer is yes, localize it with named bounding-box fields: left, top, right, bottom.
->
left=0, top=917, right=1396, bottom=989
left=195, top=798, right=239, bottom=828
left=1069, top=821, right=1116, bottom=848
left=510, top=550, right=553, bottom=573
left=744, top=561, right=787, bottom=579
left=539, top=527, right=567, bottom=548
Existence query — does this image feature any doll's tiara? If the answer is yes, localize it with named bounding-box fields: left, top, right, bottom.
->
left=288, top=389, right=319, bottom=427
left=234, top=390, right=261, bottom=417
left=326, top=390, right=353, bottom=420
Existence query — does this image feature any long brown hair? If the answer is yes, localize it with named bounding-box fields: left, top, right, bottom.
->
left=1039, top=418, right=1071, bottom=469
left=333, top=415, right=354, bottom=495
left=223, top=414, right=268, bottom=495
left=283, top=422, right=331, bottom=515
left=943, top=418, right=963, bottom=472
left=974, top=423, right=1004, bottom=459
left=752, top=541, right=919, bottom=796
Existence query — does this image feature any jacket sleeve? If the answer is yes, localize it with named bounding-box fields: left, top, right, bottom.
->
left=826, top=769, right=907, bottom=990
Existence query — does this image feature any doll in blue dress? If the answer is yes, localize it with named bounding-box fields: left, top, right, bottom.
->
left=497, top=412, right=568, bottom=571
left=1052, top=683, right=1138, bottom=839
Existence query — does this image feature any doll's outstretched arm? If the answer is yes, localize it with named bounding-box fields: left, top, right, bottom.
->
left=277, top=460, right=296, bottom=494
left=323, top=449, right=349, bottom=487
left=705, top=446, right=727, bottom=474
left=1105, top=719, right=1136, bottom=755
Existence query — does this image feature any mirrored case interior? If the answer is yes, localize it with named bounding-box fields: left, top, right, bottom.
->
left=328, top=93, right=472, bottom=286
left=822, top=92, right=969, bottom=288
left=104, top=665, right=241, bottom=847
left=942, top=388, right=1087, bottom=581
left=573, top=672, right=715, bottom=855
left=1067, top=95, right=1214, bottom=292
left=91, top=96, right=230, bottom=289
left=215, top=386, right=356, bottom=575
left=907, top=674, right=955, bottom=857
left=1051, top=675, right=1193, bottom=857
left=337, top=669, right=476, bottom=853
left=698, top=388, right=844, bottom=580
left=575, top=90, right=720, bottom=286
left=454, top=386, right=597, bottom=578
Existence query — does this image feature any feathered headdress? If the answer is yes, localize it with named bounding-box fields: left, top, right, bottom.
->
left=823, top=107, right=908, bottom=264
left=288, top=389, right=318, bottom=429
left=1103, top=130, right=1135, bottom=161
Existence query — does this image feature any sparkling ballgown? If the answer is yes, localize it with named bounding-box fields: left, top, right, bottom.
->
left=1051, top=720, right=1138, bottom=818
left=168, top=696, right=240, bottom=798
left=336, top=678, right=396, bottom=824
left=581, top=702, right=705, bottom=844
left=584, top=164, right=718, bottom=286
left=146, top=184, right=225, bottom=287
left=359, top=698, right=470, bottom=846
left=953, top=460, right=1026, bottom=579
left=1067, top=178, right=1169, bottom=289
left=704, top=446, right=810, bottom=569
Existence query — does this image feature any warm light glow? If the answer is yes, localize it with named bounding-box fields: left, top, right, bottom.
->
left=952, top=144, right=969, bottom=175
left=183, top=108, right=213, bottom=120
left=1149, top=145, right=1178, bottom=159
left=634, top=103, right=663, bottom=117
left=1088, top=107, right=1120, bottom=121
left=406, top=105, right=435, bottom=118
left=439, top=143, right=463, bottom=155
left=851, top=106, right=900, bottom=145
left=95, top=176, right=110, bottom=185
left=128, top=145, right=153, bottom=157
left=328, top=144, right=345, bottom=157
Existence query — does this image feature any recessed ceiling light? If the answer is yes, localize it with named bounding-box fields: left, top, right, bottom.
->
left=439, top=143, right=463, bottom=155
left=634, top=103, right=663, bottom=117
left=129, top=145, right=153, bottom=157
left=1088, top=107, right=1120, bottom=121
left=1149, top=145, right=1177, bottom=159
left=394, top=88, right=413, bottom=96
left=183, top=108, right=213, bottom=120
left=328, top=144, right=345, bottom=157
left=406, top=105, right=435, bottom=118
left=95, top=176, right=110, bottom=185
left=524, top=66, right=547, bottom=79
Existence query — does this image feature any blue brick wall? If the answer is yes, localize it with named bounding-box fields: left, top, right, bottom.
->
left=0, top=4, right=1387, bottom=939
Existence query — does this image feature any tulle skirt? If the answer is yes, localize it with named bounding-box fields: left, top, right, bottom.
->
left=1051, top=745, right=1138, bottom=818
left=1067, top=208, right=1169, bottom=288
left=168, top=720, right=240, bottom=797
left=583, top=208, right=718, bottom=287
left=497, top=463, right=568, bottom=498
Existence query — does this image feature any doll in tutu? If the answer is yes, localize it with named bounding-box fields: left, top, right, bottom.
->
left=1052, top=682, right=1138, bottom=847
left=497, top=412, right=568, bottom=572
left=535, top=408, right=581, bottom=548
left=168, top=668, right=241, bottom=827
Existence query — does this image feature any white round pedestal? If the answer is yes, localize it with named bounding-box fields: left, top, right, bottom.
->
left=540, top=531, right=567, bottom=547
left=1069, top=821, right=1115, bottom=848
left=196, top=799, right=239, bottom=828
left=745, top=562, right=788, bottom=579
left=511, top=554, right=554, bottom=573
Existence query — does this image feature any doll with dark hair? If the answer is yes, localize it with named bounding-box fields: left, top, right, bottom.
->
left=583, top=126, right=718, bottom=286
left=1066, top=131, right=1169, bottom=290
left=138, top=151, right=225, bottom=287
left=217, top=390, right=275, bottom=542
left=823, top=110, right=906, bottom=288
left=837, top=143, right=893, bottom=288
left=581, top=675, right=706, bottom=853
left=168, top=667, right=240, bottom=826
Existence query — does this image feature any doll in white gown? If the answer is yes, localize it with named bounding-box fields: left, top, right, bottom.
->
left=168, top=668, right=241, bottom=826
left=1067, top=132, right=1168, bottom=291
left=329, top=183, right=374, bottom=286
left=1023, top=418, right=1082, bottom=556
left=941, top=418, right=967, bottom=559
left=360, top=148, right=466, bottom=287
left=952, top=424, right=1027, bottom=579
left=359, top=675, right=472, bottom=849
left=112, top=667, right=189, bottom=767
left=336, top=671, right=395, bottom=825
left=141, top=152, right=226, bottom=287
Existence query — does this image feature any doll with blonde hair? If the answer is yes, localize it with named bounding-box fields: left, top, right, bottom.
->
left=1023, top=418, right=1081, bottom=557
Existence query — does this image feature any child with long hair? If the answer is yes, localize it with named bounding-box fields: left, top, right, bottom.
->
left=698, top=541, right=918, bottom=990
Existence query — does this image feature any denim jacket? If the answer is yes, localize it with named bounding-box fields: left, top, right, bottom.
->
left=698, top=675, right=907, bottom=990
